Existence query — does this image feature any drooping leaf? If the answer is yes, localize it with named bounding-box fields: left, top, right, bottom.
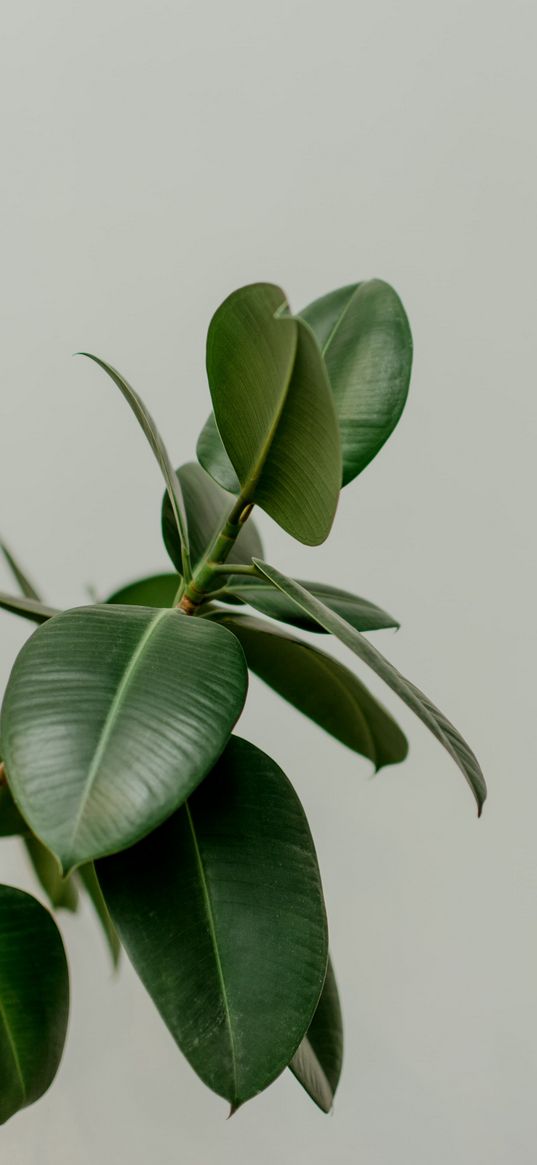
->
left=196, top=415, right=240, bottom=494
left=78, top=354, right=191, bottom=574
left=77, top=863, right=120, bottom=968
left=1, top=605, right=248, bottom=873
left=97, top=737, right=328, bottom=1109
left=161, top=462, right=263, bottom=575
left=0, top=885, right=69, bottom=1124
left=24, top=837, right=79, bottom=912
left=222, top=576, right=399, bottom=634
left=205, top=283, right=341, bottom=545
left=252, top=562, right=486, bottom=814
left=299, top=280, right=412, bottom=486
left=0, top=592, right=59, bottom=624
left=0, top=542, right=40, bottom=600
left=211, top=614, right=407, bottom=770
left=290, top=956, right=343, bottom=1112
left=106, top=574, right=179, bottom=608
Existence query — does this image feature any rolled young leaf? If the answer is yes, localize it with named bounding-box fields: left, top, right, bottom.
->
left=221, top=576, right=399, bottom=634
left=290, top=956, right=343, bottom=1113
left=24, top=837, right=79, bottom=913
left=252, top=562, right=487, bottom=814
left=205, top=283, right=341, bottom=546
left=78, top=354, right=191, bottom=576
left=211, top=614, right=407, bottom=770
left=299, top=280, right=412, bottom=486
left=161, top=462, right=263, bottom=576
left=97, top=736, right=328, bottom=1110
left=1, top=605, right=248, bottom=873
left=0, top=885, right=69, bottom=1124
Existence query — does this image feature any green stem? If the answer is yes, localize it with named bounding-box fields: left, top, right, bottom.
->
left=177, top=492, right=254, bottom=612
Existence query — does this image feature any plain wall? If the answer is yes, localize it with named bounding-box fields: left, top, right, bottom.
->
left=1, top=2, right=536, bottom=1162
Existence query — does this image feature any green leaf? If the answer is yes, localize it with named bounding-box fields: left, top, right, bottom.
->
left=299, top=280, right=412, bottom=486
left=205, top=283, right=341, bottom=545
left=106, top=574, right=179, bottom=608
left=222, top=576, right=399, bottom=634
left=97, top=736, right=328, bottom=1109
left=197, top=415, right=240, bottom=495
left=77, top=863, right=120, bottom=968
left=0, top=884, right=69, bottom=1124
left=290, top=956, right=343, bottom=1112
left=0, top=785, right=28, bottom=837
left=0, top=592, right=59, bottom=624
left=78, top=354, right=191, bottom=576
left=161, top=462, right=263, bottom=576
left=1, top=605, right=248, bottom=873
left=212, top=614, right=407, bottom=770
left=24, top=837, right=79, bottom=912
left=252, top=562, right=486, bottom=814
left=0, top=542, right=40, bottom=600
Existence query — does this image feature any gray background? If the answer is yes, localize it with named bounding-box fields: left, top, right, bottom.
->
left=1, top=1, right=535, bottom=1161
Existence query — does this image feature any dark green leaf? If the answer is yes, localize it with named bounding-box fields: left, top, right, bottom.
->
left=161, top=462, right=263, bottom=575
left=300, top=280, right=412, bottom=486
left=78, top=354, right=191, bottom=573
left=77, top=863, right=120, bottom=968
left=1, top=605, right=248, bottom=873
left=106, top=574, right=179, bottom=608
left=222, top=576, right=399, bottom=633
left=205, top=283, right=341, bottom=545
left=197, top=415, right=240, bottom=494
left=24, top=837, right=79, bottom=912
left=0, top=885, right=69, bottom=1124
left=98, top=737, right=328, bottom=1109
left=252, top=562, right=486, bottom=814
left=0, top=785, right=28, bottom=837
left=290, top=956, right=343, bottom=1112
left=0, top=542, right=40, bottom=600
left=0, top=592, right=59, bottom=624
left=212, top=614, right=407, bottom=770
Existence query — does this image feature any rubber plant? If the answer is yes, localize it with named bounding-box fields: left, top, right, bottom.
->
left=0, top=280, right=486, bottom=1125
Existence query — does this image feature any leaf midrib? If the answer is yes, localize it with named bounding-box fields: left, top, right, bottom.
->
left=240, top=313, right=297, bottom=501
left=184, top=801, right=238, bottom=1103
left=67, top=608, right=170, bottom=858
left=0, top=994, right=26, bottom=1104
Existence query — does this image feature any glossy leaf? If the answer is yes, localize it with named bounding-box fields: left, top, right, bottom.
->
left=24, top=837, right=79, bottom=912
left=0, top=592, right=59, bottom=624
left=106, top=574, right=179, bottom=608
left=252, top=562, right=487, bottom=814
left=0, top=885, right=69, bottom=1124
left=196, top=415, right=240, bottom=494
left=222, top=576, right=399, bottom=634
left=0, top=542, right=40, bottom=600
left=161, top=462, right=263, bottom=575
left=205, top=283, right=341, bottom=545
left=1, top=605, right=248, bottom=873
left=212, top=614, right=407, bottom=770
left=290, top=956, right=343, bottom=1112
left=78, top=354, right=191, bottom=573
left=98, top=737, right=328, bottom=1109
left=77, top=863, right=120, bottom=968
left=300, top=280, right=412, bottom=485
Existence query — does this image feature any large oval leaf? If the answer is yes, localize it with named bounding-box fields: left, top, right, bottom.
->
left=253, top=562, right=487, bottom=814
left=205, top=283, right=341, bottom=546
left=290, top=956, right=343, bottom=1112
left=106, top=574, right=179, bottom=608
left=97, top=736, right=328, bottom=1109
left=1, top=605, right=248, bottom=873
left=212, top=614, right=407, bottom=770
left=0, top=885, right=69, bottom=1124
left=161, top=462, right=263, bottom=575
left=299, top=280, right=412, bottom=486
left=222, top=575, right=399, bottom=633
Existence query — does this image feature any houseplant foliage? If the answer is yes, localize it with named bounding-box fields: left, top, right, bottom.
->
left=0, top=279, right=486, bottom=1124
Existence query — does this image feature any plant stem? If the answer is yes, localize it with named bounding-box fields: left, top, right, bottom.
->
left=177, top=492, right=254, bottom=613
